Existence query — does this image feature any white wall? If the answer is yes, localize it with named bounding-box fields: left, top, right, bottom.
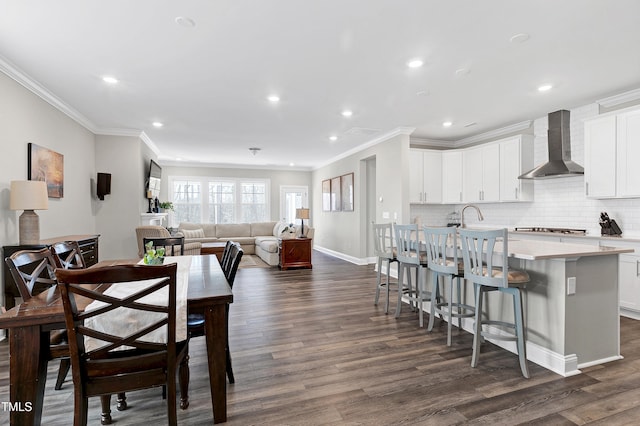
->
left=95, top=135, right=150, bottom=260
left=411, top=99, right=640, bottom=237
left=312, top=132, right=411, bottom=260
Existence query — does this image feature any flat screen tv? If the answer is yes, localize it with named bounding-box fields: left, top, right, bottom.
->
left=146, top=159, right=162, bottom=199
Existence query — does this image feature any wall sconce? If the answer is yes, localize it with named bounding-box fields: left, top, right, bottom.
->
left=296, top=208, right=310, bottom=238
left=10, top=180, right=49, bottom=244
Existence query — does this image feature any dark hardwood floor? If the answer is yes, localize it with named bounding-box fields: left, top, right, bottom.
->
left=2, top=251, right=640, bottom=425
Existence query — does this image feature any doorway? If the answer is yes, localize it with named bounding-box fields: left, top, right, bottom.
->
left=280, top=185, right=308, bottom=225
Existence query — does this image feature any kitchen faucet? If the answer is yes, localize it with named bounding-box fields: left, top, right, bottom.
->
left=460, top=204, right=484, bottom=228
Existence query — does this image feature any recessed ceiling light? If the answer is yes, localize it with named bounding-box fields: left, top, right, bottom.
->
left=152, top=122, right=163, bottom=128
left=175, top=16, right=196, bottom=28
left=341, top=110, right=353, bottom=117
left=267, top=95, right=280, bottom=103
left=455, top=68, right=470, bottom=77
left=416, top=90, right=430, bottom=96
left=538, top=84, right=553, bottom=92
left=442, top=121, right=453, bottom=127
left=510, top=33, right=530, bottom=44
left=407, top=59, right=424, bottom=68
left=329, top=135, right=338, bottom=142
left=102, top=76, right=118, bottom=84
left=289, top=162, right=295, bottom=167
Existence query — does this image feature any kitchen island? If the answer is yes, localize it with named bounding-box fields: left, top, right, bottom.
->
left=471, top=238, right=633, bottom=376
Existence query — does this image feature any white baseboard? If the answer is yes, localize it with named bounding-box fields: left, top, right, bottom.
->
left=313, top=245, right=369, bottom=265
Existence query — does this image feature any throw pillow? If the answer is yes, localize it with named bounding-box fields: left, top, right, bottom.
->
left=182, top=228, right=205, bottom=238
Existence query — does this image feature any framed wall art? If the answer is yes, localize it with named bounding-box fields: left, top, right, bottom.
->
left=330, top=176, right=341, bottom=211
left=340, top=173, right=354, bottom=211
left=322, top=179, right=331, bottom=211
left=28, top=143, right=64, bottom=198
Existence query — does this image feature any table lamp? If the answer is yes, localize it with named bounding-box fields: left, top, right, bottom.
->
left=296, top=208, right=310, bottom=238
left=10, top=180, right=49, bottom=244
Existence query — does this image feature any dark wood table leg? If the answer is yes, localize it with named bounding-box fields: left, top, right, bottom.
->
left=204, top=304, right=227, bottom=424
left=9, top=325, right=48, bottom=426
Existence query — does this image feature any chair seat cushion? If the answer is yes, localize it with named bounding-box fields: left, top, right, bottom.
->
left=491, top=268, right=530, bottom=284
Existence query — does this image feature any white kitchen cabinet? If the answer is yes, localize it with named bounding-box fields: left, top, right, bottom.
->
left=619, top=253, right=640, bottom=317
left=584, top=114, right=617, bottom=198
left=442, top=151, right=463, bottom=203
left=499, top=135, right=534, bottom=202
left=462, top=143, right=500, bottom=202
left=616, top=108, right=640, bottom=198
left=409, top=149, right=442, bottom=204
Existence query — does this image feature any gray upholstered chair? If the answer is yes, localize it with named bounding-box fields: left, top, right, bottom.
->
left=458, top=228, right=530, bottom=378
left=135, top=226, right=201, bottom=258
left=372, top=222, right=398, bottom=314
left=394, top=224, right=438, bottom=327
left=424, top=226, right=474, bottom=346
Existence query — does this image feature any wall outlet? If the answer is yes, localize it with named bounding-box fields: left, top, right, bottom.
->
left=567, top=277, right=576, bottom=295
left=382, top=211, right=390, bottom=219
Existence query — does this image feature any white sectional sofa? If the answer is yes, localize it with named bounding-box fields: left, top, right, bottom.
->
left=178, top=221, right=314, bottom=266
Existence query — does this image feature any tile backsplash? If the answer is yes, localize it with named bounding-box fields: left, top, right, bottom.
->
left=411, top=101, right=640, bottom=237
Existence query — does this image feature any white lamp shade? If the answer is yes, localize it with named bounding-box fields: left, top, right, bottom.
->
left=10, top=180, right=49, bottom=211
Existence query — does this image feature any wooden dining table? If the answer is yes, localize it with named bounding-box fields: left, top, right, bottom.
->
left=0, top=254, right=233, bottom=425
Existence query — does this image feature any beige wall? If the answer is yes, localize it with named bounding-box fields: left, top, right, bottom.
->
left=311, top=132, right=411, bottom=261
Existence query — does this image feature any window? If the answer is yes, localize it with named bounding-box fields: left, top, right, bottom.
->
left=169, top=177, right=269, bottom=226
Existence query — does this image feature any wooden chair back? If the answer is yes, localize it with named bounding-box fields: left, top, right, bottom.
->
left=458, top=228, right=509, bottom=288
left=394, top=224, right=427, bottom=267
left=143, top=236, right=185, bottom=256
left=423, top=226, right=459, bottom=276
left=5, top=247, right=58, bottom=300
left=372, top=223, right=396, bottom=260
left=55, top=263, right=184, bottom=425
left=220, top=240, right=234, bottom=272
left=50, top=240, right=87, bottom=270
left=223, top=242, right=243, bottom=288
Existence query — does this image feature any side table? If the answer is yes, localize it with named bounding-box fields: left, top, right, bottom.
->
left=279, top=238, right=312, bottom=270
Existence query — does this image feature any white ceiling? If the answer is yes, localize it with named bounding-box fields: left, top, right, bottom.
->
left=1, top=1, right=639, bottom=170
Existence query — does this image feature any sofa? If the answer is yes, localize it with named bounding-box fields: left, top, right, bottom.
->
left=178, top=221, right=314, bottom=266
left=135, top=226, right=202, bottom=258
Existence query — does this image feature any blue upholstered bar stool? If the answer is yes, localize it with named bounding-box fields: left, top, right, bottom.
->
left=372, top=222, right=398, bottom=314
left=424, top=226, right=475, bottom=346
left=394, top=224, right=438, bottom=327
left=458, top=228, right=530, bottom=378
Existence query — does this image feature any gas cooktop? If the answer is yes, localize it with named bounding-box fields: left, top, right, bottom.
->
left=513, top=227, right=587, bottom=235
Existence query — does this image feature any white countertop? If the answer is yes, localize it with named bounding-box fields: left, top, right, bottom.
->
left=510, top=229, right=640, bottom=243
left=506, top=238, right=634, bottom=260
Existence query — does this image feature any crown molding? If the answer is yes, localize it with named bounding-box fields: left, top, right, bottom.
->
left=313, top=126, right=415, bottom=170
left=596, top=87, right=640, bottom=108
left=409, top=137, right=455, bottom=148
left=0, top=54, right=98, bottom=133
left=455, top=120, right=532, bottom=147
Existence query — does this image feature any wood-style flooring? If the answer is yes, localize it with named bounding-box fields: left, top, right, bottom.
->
left=2, top=251, right=640, bottom=425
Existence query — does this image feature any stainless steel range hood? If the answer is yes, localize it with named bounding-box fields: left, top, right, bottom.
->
left=518, top=110, right=584, bottom=179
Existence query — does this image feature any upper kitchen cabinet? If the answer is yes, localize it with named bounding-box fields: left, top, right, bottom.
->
left=409, top=149, right=442, bottom=204
left=462, top=143, right=500, bottom=202
left=499, top=135, right=534, bottom=202
left=442, top=151, right=463, bottom=203
left=584, top=106, right=640, bottom=199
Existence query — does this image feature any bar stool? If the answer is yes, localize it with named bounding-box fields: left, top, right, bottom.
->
left=372, top=222, right=398, bottom=314
left=424, top=226, right=475, bottom=346
left=394, top=224, right=438, bottom=327
left=458, top=228, right=530, bottom=378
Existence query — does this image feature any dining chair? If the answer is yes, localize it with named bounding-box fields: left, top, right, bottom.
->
left=143, top=236, right=186, bottom=256
left=5, top=248, right=71, bottom=391
left=372, top=222, right=398, bottom=314
left=394, top=224, right=438, bottom=327
left=187, top=241, right=243, bottom=383
left=55, top=263, right=190, bottom=426
left=458, top=228, right=531, bottom=378
left=50, top=240, right=86, bottom=269
left=220, top=240, right=234, bottom=272
left=424, top=226, right=475, bottom=346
